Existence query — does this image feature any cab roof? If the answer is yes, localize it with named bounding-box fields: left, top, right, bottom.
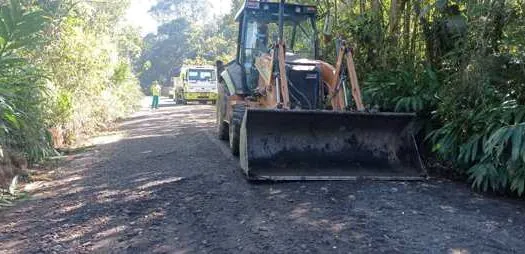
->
left=235, top=1, right=317, bottom=22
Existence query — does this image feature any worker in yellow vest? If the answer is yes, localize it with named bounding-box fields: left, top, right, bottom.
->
left=150, top=81, right=161, bottom=109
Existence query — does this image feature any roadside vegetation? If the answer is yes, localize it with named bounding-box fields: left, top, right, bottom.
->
left=0, top=0, right=143, bottom=192
left=301, top=0, right=525, bottom=196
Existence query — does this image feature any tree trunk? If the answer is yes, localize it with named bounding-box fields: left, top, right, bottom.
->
left=389, top=0, right=399, bottom=34
left=413, top=0, right=433, bottom=65
left=410, top=2, right=419, bottom=63
left=403, top=0, right=411, bottom=56
left=372, top=0, right=380, bottom=12
left=334, top=0, right=338, bottom=30
left=490, top=0, right=506, bottom=53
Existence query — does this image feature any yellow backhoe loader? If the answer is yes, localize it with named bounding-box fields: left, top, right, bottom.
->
left=216, top=0, right=426, bottom=181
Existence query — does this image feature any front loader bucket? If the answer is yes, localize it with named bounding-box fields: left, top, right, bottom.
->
left=239, top=109, right=426, bottom=181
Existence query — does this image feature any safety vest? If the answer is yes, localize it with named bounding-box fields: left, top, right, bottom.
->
left=151, top=84, right=161, bottom=96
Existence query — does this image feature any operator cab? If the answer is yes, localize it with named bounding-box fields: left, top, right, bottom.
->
left=234, top=1, right=318, bottom=90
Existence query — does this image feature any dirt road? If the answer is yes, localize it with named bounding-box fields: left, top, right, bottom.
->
left=1, top=98, right=525, bottom=253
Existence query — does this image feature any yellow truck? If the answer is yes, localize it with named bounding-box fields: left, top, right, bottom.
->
left=172, top=65, right=218, bottom=104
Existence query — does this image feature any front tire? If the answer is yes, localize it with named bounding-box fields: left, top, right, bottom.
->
left=216, top=82, right=229, bottom=140
left=229, top=104, right=245, bottom=156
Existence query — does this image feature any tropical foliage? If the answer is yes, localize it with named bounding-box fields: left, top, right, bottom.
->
left=0, top=0, right=143, bottom=166
left=302, top=0, right=525, bottom=195
left=1, top=0, right=55, bottom=162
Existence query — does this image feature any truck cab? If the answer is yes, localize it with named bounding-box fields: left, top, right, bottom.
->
left=173, top=66, right=218, bottom=104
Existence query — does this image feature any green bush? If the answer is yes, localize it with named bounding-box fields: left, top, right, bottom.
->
left=33, top=1, right=144, bottom=142
left=363, top=64, right=440, bottom=113
left=310, top=0, right=525, bottom=196
left=0, top=0, right=55, bottom=163
left=1, top=0, right=143, bottom=163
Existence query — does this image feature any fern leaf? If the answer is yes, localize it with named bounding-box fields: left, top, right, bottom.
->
left=1, top=7, right=14, bottom=34
left=411, top=97, right=418, bottom=112
left=485, top=127, right=507, bottom=154
left=472, top=138, right=480, bottom=162
left=521, top=136, right=525, bottom=163
left=515, top=108, right=525, bottom=124
left=0, top=18, right=8, bottom=39
left=511, top=125, right=523, bottom=162
left=511, top=176, right=525, bottom=196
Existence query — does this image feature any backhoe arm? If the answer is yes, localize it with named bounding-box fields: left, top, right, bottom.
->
left=330, top=41, right=365, bottom=111
left=345, top=47, right=364, bottom=111
left=277, top=41, right=290, bottom=109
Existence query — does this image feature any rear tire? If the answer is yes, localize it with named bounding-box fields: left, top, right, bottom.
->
left=174, top=92, right=184, bottom=105
left=216, top=82, right=229, bottom=140
left=229, top=104, right=245, bottom=156
left=217, top=120, right=228, bottom=140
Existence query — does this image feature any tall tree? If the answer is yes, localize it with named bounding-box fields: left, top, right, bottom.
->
left=149, top=0, right=207, bottom=22
left=137, top=18, right=193, bottom=87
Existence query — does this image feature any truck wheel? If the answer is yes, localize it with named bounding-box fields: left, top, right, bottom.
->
left=216, top=82, right=229, bottom=141
left=229, top=104, right=245, bottom=156
left=217, top=120, right=228, bottom=141
left=217, top=110, right=228, bottom=141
